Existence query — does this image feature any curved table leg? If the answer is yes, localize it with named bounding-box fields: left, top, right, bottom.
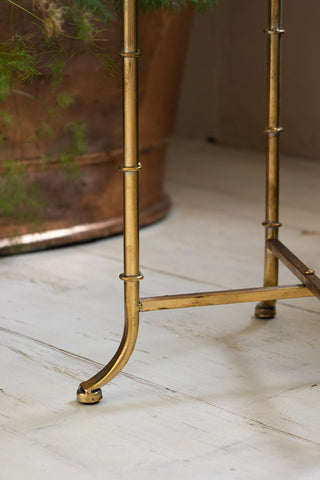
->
left=77, top=0, right=141, bottom=404
left=77, top=282, right=140, bottom=404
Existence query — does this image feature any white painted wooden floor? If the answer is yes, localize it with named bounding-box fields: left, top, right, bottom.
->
left=1, top=138, right=320, bottom=479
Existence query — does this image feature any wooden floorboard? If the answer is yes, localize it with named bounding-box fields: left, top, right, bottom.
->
left=1, top=138, right=320, bottom=478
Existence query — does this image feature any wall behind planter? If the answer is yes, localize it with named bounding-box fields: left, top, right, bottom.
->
left=176, top=0, right=320, bottom=159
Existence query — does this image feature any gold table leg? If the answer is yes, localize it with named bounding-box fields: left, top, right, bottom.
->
left=76, top=0, right=319, bottom=404
left=256, top=0, right=284, bottom=319
left=77, top=0, right=141, bottom=404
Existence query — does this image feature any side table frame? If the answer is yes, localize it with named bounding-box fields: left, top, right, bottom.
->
left=77, top=0, right=319, bottom=404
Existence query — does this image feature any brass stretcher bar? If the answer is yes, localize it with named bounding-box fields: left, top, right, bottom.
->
left=140, top=285, right=313, bottom=312
left=76, top=0, right=320, bottom=404
left=140, top=239, right=320, bottom=311
left=267, top=239, right=320, bottom=300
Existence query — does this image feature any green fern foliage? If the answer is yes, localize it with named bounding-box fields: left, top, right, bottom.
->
left=0, top=160, right=44, bottom=222
left=57, top=121, right=87, bottom=179
left=73, top=0, right=115, bottom=25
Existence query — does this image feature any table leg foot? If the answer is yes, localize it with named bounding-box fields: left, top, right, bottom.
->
left=255, top=301, right=276, bottom=319
left=77, top=386, right=103, bottom=404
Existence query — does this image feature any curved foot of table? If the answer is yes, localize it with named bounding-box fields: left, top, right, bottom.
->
left=77, top=386, right=103, bottom=404
left=77, top=283, right=140, bottom=404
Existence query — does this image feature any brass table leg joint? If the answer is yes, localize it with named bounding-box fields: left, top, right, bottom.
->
left=267, top=238, right=320, bottom=299
left=120, top=49, right=142, bottom=58
left=264, top=27, right=285, bottom=35
left=120, top=163, right=142, bottom=172
left=264, top=126, right=284, bottom=134
left=262, top=220, right=282, bottom=229
left=119, top=273, right=144, bottom=282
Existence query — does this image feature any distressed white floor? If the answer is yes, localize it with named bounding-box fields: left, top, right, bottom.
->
left=1, top=137, right=320, bottom=479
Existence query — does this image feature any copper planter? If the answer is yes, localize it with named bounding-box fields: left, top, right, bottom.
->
left=0, top=5, right=192, bottom=254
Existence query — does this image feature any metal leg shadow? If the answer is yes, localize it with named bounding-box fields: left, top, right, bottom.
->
left=77, top=0, right=320, bottom=404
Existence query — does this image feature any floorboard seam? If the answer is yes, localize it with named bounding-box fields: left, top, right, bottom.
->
left=2, top=326, right=318, bottom=447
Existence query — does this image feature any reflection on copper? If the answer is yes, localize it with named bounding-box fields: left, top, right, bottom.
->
left=0, top=195, right=170, bottom=256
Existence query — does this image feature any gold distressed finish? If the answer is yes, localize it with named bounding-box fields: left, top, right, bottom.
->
left=267, top=239, right=320, bottom=300
left=264, top=126, right=283, bottom=134
left=120, top=49, right=142, bottom=58
left=77, top=0, right=141, bottom=404
left=262, top=221, right=282, bottom=228
left=265, top=27, right=285, bottom=35
left=119, top=273, right=144, bottom=282
left=256, top=0, right=283, bottom=319
left=77, top=0, right=319, bottom=403
left=304, top=269, right=315, bottom=276
left=120, top=162, right=142, bottom=172
left=140, top=285, right=313, bottom=312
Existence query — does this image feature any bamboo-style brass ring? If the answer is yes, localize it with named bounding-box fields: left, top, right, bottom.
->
left=264, top=27, right=285, bottom=35
left=119, top=273, right=144, bottom=282
left=262, top=221, right=282, bottom=228
left=120, top=50, right=142, bottom=58
left=264, top=126, right=284, bottom=134
left=120, top=163, right=142, bottom=172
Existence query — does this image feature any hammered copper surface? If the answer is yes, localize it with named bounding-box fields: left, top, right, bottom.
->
left=0, top=3, right=192, bottom=252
